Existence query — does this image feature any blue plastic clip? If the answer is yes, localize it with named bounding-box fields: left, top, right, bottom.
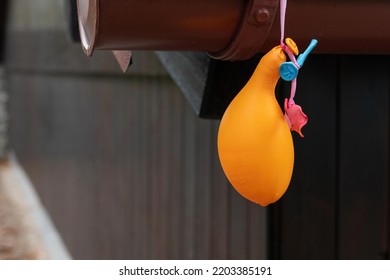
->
left=279, top=39, right=318, bottom=81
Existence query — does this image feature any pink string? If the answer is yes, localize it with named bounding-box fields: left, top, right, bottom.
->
left=282, top=46, right=299, bottom=69
left=279, top=0, right=297, bottom=108
left=280, top=0, right=286, bottom=46
left=289, top=78, right=297, bottom=106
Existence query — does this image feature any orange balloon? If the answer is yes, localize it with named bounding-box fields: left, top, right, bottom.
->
left=217, top=46, right=294, bottom=206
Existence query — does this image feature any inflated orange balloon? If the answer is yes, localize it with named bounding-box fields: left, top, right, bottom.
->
left=217, top=46, right=294, bottom=206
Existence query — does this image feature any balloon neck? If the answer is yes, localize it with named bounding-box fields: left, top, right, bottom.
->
left=250, top=66, right=281, bottom=93
left=247, top=45, right=285, bottom=96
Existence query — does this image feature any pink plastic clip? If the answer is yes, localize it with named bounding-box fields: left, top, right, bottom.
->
left=284, top=99, right=308, bottom=137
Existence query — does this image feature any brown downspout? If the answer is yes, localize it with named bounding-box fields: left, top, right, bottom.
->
left=77, top=0, right=278, bottom=60
left=263, top=1, right=390, bottom=54
left=77, top=0, right=390, bottom=60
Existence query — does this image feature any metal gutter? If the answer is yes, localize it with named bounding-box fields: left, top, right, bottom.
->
left=77, top=0, right=390, bottom=60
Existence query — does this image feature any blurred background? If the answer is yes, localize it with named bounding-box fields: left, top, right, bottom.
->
left=0, top=0, right=389, bottom=260
left=1, top=0, right=267, bottom=260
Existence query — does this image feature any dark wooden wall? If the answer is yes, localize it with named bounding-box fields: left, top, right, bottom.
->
left=270, top=55, right=390, bottom=260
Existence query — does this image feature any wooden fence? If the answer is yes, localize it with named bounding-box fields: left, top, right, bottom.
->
left=270, top=55, right=390, bottom=259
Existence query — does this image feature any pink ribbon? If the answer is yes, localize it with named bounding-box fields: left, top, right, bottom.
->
left=279, top=0, right=308, bottom=137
